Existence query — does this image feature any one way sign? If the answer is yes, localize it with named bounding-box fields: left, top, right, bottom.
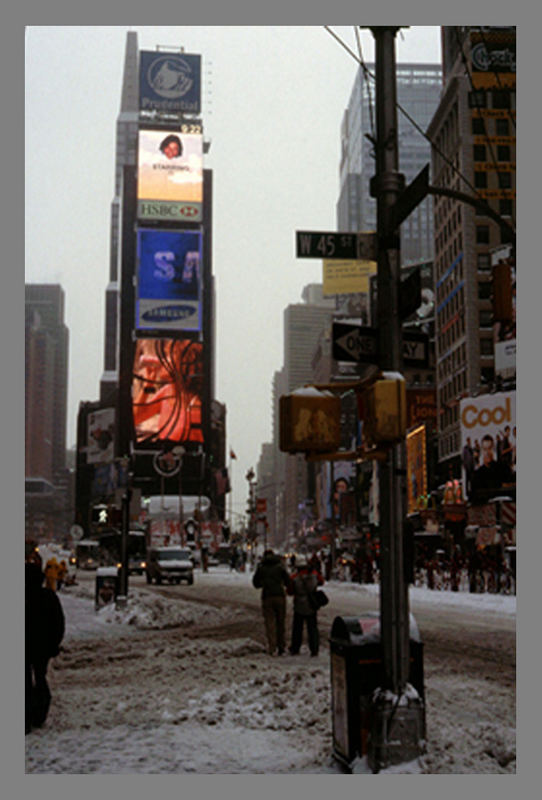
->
left=332, top=322, right=429, bottom=367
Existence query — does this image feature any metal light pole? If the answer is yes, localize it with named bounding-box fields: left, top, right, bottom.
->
left=366, top=26, right=424, bottom=769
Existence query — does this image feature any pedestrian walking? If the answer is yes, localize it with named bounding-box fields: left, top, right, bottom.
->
left=44, top=556, right=59, bottom=592
left=287, top=557, right=325, bottom=657
left=25, top=562, right=65, bottom=734
left=252, top=549, right=290, bottom=656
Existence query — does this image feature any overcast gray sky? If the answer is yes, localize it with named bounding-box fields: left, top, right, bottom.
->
left=25, top=25, right=441, bottom=518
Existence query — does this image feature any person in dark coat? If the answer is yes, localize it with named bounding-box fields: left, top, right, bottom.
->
left=25, top=562, right=65, bottom=734
left=287, top=558, right=325, bottom=657
left=252, top=549, right=290, bottom=655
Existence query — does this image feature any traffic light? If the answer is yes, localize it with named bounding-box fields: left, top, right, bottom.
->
left=360, top=373, right=407, bottom=447
left=279, top=389, right=341, bottom=453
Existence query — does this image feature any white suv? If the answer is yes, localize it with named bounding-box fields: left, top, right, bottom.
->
left=146, top=547, right=194, bottom=585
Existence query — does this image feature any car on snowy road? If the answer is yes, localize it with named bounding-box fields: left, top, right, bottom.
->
left=146, top=546, right=194, bottom=585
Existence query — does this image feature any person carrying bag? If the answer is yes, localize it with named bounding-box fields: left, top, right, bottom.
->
left=287, top=557, right=326, bottom=657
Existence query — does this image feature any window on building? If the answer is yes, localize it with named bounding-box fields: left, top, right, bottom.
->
left=496, top=118, right=509, bottom=136
left=472, top=117, right=485, bottom=135
left=469, top=91, right=487, bottom=109
left=498, top=171, right=512, bottom=189
left=474, top=171, right=487, bottom=189
left=480, top=338, right=494, bottom=355
left=473, top=144, right=486, bottom=161
left=497, top=145, right=511, bottom=161
left=477, top=252, right=491, bottom=270
left=479, top=309, right=493, bottom=327
left=499, top=198, right=513, bottom=216
left=476, top=225, right=490, bottom=244
left=478, top=281, right=492, bottom=300
left=492, top=91, right=511, bottom=109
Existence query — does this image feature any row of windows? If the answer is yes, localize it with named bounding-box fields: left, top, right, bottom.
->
left=469, top=89, right=516, bottom=110
left=438, top=313, right=465, bottom=354
left=440, top=369, right=467, bottom=405
left=440, top=428, right=460, bottom=457
left=473, top=143, right=513, bottom=162
left=438, top=342, right=467, bottom=381
left=474, top=170, right=514, bottom=189
left=472, top=116, right=513, bottom=136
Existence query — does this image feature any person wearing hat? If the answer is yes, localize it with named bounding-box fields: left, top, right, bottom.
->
left=287, top=557, right=325, bottom=657
left=252, top=549, right=290, bottom=656
left=25, top=562, right=65, bottom=733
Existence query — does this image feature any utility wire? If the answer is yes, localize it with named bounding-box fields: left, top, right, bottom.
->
left=324, top=26, right=515, bottom=233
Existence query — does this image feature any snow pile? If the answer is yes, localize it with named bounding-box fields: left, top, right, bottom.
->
left=98, top=589, right=247, bottom=630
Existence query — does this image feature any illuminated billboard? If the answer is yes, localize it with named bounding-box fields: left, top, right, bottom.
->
left=139, top=51, right=201, bottom=114
left=132, top=338, right=204, bottom=446
left=137, top=129, right=203, bottom=222
left=87, top=407, right=115, bottom=464
left=406, top=425, right=427, bottom=514
left=460, top=391, right=516, bottom=501
left=136, top=229, right=202, bottom=332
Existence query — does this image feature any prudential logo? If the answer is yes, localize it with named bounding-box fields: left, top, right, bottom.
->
left=147, top=55, right=194, bottom=100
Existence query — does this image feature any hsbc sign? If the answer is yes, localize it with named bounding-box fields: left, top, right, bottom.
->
left=137, top=200, right=202, bottom=222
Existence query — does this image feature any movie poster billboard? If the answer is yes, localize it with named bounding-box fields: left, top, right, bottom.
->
left=137, top=129, right=203, bottom=222
left=460, top=391, right=516, bottom=502
left=136, top=229, right=202, bottom=332
left=139, top=51, right=201, bottom=114
left=406, top=424, right=427, bottom=514
left=132, top=338, right=204, bottom=446
left=87, top=408, right=115, bottom=464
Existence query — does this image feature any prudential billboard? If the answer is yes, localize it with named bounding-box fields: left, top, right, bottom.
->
left=139, top=51, right=201, bottom=114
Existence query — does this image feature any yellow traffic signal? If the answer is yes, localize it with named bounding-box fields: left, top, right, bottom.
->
left=279, top=389, right=341, bottom=453
left=361, top=372, right=407, bottom=446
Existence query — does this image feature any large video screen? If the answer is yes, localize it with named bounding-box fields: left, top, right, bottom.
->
left=136, top=229, right=202, bottom=332
left=132, top=338, right=204, bottom=446
left=137, top=129, right=203, bottom=222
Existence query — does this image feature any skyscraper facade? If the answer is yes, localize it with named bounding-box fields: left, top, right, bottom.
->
left=25, top=283, right=70, bottom=540
left=427, top=26, right=516, bottom=477
left=337, top=63, right=442, bottom=265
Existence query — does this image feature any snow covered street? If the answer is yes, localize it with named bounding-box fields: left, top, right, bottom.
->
left=25, top=567, right=516, bottom=774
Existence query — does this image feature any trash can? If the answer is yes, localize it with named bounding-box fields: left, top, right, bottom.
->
left=95, top=566, right=120, bottom=610
left=329, top=611, right=424, bottom=768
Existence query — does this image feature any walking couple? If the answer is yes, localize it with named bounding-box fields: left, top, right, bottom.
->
left=252, top=549, right=325, bottom=657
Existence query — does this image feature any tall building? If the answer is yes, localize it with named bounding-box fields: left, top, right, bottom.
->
left=427, top=26, right=516, bottom=478
left=25, top=283, right=70, bottom=540
left=100, top=31, right=140, bottom=405
left=337, top=63, right=442, bottom=264
left=281, top=288, right=336, bottom=536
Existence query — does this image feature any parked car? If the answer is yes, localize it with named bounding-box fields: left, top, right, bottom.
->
left=146, top=546, right=194, bottom=585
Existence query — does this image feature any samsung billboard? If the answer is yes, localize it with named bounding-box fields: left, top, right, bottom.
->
left=137, top=129, right=203, bottom=222
left=136, top=229, right=202, bottom=332
left=139, top=51, right=201, bottom=114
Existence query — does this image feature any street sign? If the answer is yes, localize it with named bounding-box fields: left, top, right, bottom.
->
left=332, top=322, right=429, bottom=367
left=296, top=230, right=377, bottom=261
left=332, top=323, right=379, bottom=363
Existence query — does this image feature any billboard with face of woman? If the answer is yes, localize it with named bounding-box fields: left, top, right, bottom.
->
left=137, top=129, right=203, bottom=222
left=136, top=229, right=202, bottom=332
left=132, top=338, right=204, bottom=446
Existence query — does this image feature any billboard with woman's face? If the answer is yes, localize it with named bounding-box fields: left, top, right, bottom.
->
left=136, top=229, right=202, bottom=332
left=137, top=129, right=203, bottom=222
left=132, top=338, right=204, bottom=446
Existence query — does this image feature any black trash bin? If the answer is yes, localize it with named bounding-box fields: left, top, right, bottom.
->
left=329, top=611, right=424, bottom=768
left=95, top=566, right=120, bottom=610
